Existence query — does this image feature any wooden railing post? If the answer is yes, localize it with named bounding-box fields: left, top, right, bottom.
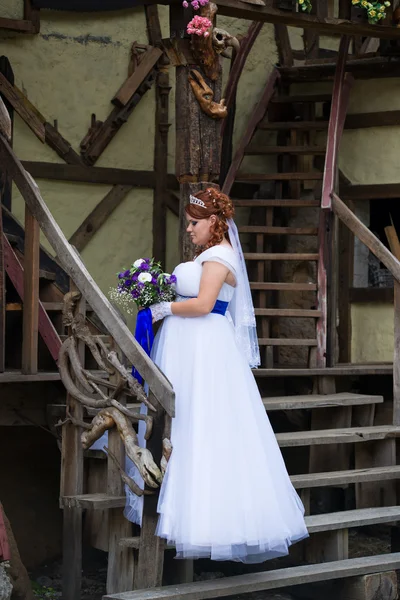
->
left=60, top=283, right=85, bottom=600
left=22, top=205, right=40, bottom=374
left=394, top=283, right=400, bottom=426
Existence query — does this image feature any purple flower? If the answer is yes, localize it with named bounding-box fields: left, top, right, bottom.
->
left=118, top=273, right=124, bottom=279
left=124, top=279, right=132, bottom=287
left=168, top=274, right=177, bottom=284
left=141, top=263, right=150, bottom=271
left=132, top=273, right=139, bottom=281
left=151, top=277, right=157, bottom=285
left=138, top=282, right=145, bottom=290
left=123, top=269, right=130, bottom=277
left=131, top=289, right=140, bottom=299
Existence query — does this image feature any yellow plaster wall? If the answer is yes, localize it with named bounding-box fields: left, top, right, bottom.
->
left=351, top=303, right=394, bottom=363
left=0, top=4, right=277, bottom=317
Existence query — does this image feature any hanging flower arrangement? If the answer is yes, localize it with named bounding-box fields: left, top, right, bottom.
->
left=298, top=0, right=312, bottom=13
left=352, top=0, right=390, bottom=24
left=187, top=15, right=213, bottom=37
left=182, top=0, right=209, bottom=8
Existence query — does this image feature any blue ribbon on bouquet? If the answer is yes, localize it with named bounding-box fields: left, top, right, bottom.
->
left=131, top=307, right=154, bottom=385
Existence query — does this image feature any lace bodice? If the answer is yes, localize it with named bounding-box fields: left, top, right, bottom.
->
left=172, top=246, right=238, bottom=303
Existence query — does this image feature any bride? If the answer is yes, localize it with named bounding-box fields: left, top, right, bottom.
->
left=126, top=187, right=308, bottom=563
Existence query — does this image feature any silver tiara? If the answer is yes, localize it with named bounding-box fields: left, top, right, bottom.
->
left=189, top=195, right=206, bottom=208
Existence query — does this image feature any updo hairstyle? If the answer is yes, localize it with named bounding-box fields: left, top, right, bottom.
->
left=185, top=188, right=235, bottom=250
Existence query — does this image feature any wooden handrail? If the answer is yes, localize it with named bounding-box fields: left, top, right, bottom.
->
left=0, top=131, right=175, bottom=416
left=321, top=35, right=351, bottom=211
left=332, top=192, right=400, bottom=282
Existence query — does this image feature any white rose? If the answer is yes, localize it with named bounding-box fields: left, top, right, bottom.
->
left=138, top=272, right=152, bottom=283
left=133, top=259, right=145, bottom=268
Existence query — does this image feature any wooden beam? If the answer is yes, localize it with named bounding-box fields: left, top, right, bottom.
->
left=213, top=0, right=400, bottom=38
left=279, top=57, right=400, bottom=80
left=0, top=72, right=45, bottom=142
left=112, top=47, right=162, bottom=107
left=332, top=193, right=400, bottom=283
left=0, top=136, right=175, bottom=415
left=0, top=17, right=36, bottom=33
left=341, top=183, right=400, bottom=200
left=21, top=206, right=40, bottom=374
left=0, top=203, right=4, bottom=373
left=69, top=185, right=132, bottom=252
left=274, top=24, right=293, bottom=67
left=345, top=110, right=400, bottom=128
left=22, top=161, right=159, bottom=187
left=3, top=234, right=61, bottom=362
left=349, top=287, right=393, bottom=303
left=24, top=0, right=40, bottom=33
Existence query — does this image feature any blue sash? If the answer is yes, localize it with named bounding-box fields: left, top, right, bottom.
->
left=211, top=299, right=229, bottom=316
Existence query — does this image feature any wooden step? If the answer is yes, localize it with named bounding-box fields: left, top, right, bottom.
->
left=104, top=554, right=400, bottom=600
left=262, top=392, right=383, bottom=411
left=0, top=370, right=61, bottom=382
left=245, top=252, right=319, bottom=261
left=39, top=269, right=56, bottom=281
left=271, top=93, right=332, bottom=104
left=234, top=199, right=320, bottom=207
left=60, top=493, right=126, bottom=510
left=255, top=308, right=321, bottom=317
left=258, top=119, right=329, bottom=130
left=250, top=282, right=317, bottom=291
left=244, top=145, right=326, bottom=155
left=305, top=506, right=400, bottom=533
left=239, top=226, right=318, bottom=235
left=236, top=172, right=323, bottom=182
left=276, top=425, right=400, bottom=447
left=258, top=338, right=317, bottom=346
left=291, top=465, right=400, bottom=490
left=254, top=364, right=393, bottom=377
left=6, top=301, right=65, bottom=312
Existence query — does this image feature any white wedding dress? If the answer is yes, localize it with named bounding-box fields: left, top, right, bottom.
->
left=123, top=245, right=308, bottom=563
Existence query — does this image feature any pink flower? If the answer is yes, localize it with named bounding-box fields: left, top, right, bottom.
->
left=182, top=0, right=189, bottom=6
left=186, top=15, right=212, bottom=37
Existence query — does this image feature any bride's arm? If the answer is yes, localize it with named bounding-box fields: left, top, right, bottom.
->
left=171, top=261, right=230, bottom=317
left=150, top=261, right=230, bottom=322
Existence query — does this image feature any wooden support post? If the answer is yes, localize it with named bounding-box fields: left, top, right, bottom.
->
left=338, top=204, right=353, bottom=364
left=0, top=203, right=4, bottom=373
left=60, top=284, right=85, bottom=600
left=145, top=5, right=171, bottom=267
left=107, top=348, right=134, bottom=594
left=0, top=57, right=14, bottom=211
left=23, top=0, right=40, bottom=33
left=394, top=281, right=400, bottom=425
left=173, top=4, right=223, bottom=262
left=136, top=392, right=165, bottom=589
left=22, top=206, right=40, bottom=374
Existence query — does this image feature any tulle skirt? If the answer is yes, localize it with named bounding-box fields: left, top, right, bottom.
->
left=134, top=312, right=309, bottom=563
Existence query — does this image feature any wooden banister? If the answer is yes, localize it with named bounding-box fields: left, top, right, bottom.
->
left=332, top=193, right=400, bottom=282
left=22, top=205, right=40, bottom=374
left=0, top=133, right=175, bottom=416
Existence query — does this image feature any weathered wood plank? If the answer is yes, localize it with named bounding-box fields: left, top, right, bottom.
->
left=291, top=465, right=400, bottom=489
left=263, top=392, right=383, bottom=411
left=244, top=252, right=319, bottom=260
left=0, top=371, right=60, bottom=382
left=254, top=364, right=393, bottom=377
left=104, top=553, right=400, bottom=600
left=112, top=47, right=162, bottom=107
left=0, top=17, right=36, bottom=33
left=0, top=137, right=175, bottom=415
left=306, top=506, right=400, bottom=533
left=21, top=207, right=40, bottom=374
left=61, top=494, right=126, bottom=510
left=22, top=161, right=160, bottom=187
left=255, top=308, right=321, bottom=317
left=277, top=425, right=400, bottom=447
left=332, top=193, right=400, bottom=283
left=0, top=73, right=45, bottom=142
left=69, top=185, right=132, bottom=252
left=342, top=183, right=400, bottom=200
left=3, top=234, right=61, bottom=361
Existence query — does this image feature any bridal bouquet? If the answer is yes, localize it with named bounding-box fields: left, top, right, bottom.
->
left=110, top=258, right=176, bottom=384
left=110, top=258, right=177, bottom=316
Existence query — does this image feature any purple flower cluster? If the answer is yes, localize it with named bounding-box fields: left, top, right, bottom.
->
left=110, top=257, right=177, bottom=314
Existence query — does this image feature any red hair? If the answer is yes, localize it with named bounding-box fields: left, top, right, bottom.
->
left=185, top=188, right=235, bottom=250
